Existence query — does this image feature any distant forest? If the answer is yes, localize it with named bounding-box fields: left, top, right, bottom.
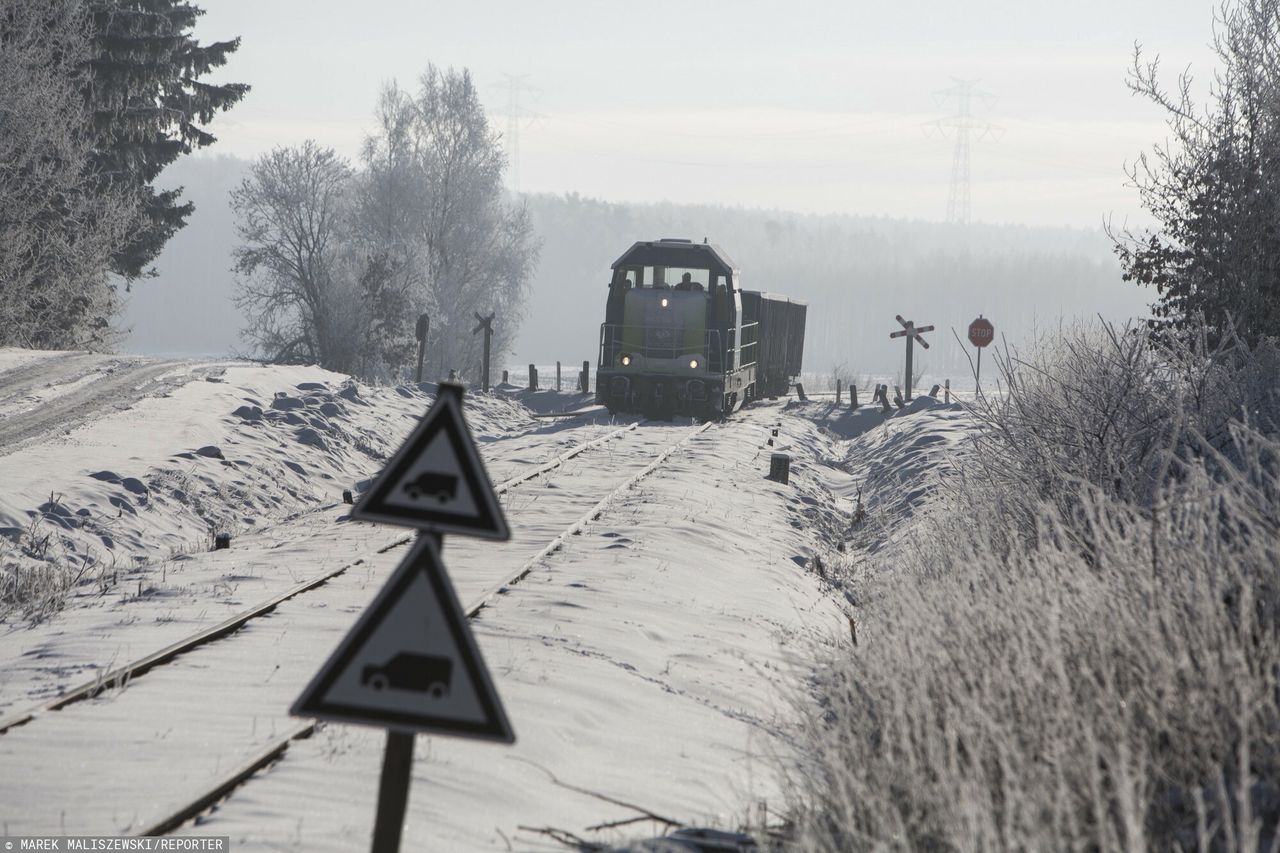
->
left=126, top=156, right=1145, bottom=379
left=524, top=195, right=1144, bottom=379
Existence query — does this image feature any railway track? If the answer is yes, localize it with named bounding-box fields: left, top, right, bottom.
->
left=0, top=419, right=642, bottom=736
left=0, top=416, right=715, bottom=836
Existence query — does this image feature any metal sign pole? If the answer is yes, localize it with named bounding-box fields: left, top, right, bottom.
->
left=967, top=315, right=994, bottom=394
left=371, top=730, right=415, bottom=852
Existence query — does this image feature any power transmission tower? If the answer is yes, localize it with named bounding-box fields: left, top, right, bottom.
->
left=499, top=73, right=541, bottom=194
left=925, top=79, right=1001, bottom=225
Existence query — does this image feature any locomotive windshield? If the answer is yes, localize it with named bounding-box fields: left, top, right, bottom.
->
left=615, top=266, right=721, bottom=293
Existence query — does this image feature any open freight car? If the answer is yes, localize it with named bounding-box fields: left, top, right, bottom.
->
left=596, top=238, right=807, bottom=419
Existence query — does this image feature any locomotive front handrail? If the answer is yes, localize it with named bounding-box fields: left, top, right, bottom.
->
left=598, top=324, right=722, bottom=362
left=598, top=323, right=759, bottom=370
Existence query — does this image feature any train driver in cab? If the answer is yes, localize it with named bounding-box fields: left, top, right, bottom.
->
left=674, top=272, right=704, bottom=292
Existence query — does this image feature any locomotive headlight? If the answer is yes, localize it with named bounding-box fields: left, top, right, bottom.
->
left=660, top=297, right=669, bottom=308
left=688, top=358, right=699, bottom=369
left=621, top=354, right=632, bottom=366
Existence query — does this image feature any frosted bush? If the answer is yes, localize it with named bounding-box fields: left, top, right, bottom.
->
left=784, top=323, right=1280, bottom=851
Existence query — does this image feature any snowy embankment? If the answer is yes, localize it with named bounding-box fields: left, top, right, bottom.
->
left=0, top=347, right=977, bottom=849
left=0, top=349, right=568, bottom=620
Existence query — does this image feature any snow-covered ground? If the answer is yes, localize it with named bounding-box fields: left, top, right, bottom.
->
left=0, top=348, right=975, bottom=849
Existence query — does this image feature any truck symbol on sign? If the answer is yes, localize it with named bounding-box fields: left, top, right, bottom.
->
left=403, top=472, right=458, bottom=503
left=362, top=652, right=453, bottom=698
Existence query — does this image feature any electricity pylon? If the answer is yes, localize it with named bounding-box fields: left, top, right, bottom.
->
left=499, top=73, right=541, bottom=194
left=925, top=79, right=1002, bottom=225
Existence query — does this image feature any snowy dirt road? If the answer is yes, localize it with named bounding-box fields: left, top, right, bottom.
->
left=0, top=353, right=221, bottom=456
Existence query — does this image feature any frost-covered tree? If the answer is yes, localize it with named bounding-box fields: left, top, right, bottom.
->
left=1112, top=0, right=1280, bottom=343
left=87, top=0, right=248, bottom=281
left=360, top=67, right=539, bottom=380
left=231, top=142, right=364, bottom=371
left=0, top=0, right=138, bottom=350
left=233, top=68, right=538, bottom=381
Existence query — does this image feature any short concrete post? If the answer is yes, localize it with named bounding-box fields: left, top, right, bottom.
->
left=835, top=378, right=842, bottom=405
left=878, top=384, right=892, bottom=413
left=769, top=453, right=791, bottom=485
left=556, top=361, right=562, bottom=391
left=944, top=378, right=950, bottom=403
left=528, top=364, right=538, bottom=391
left=893, top=385, right=905, bottom=408
left=929, top=383, right=941, bottom=398
left=502, top=369, right=509, bottom=385
left=581, top=360, right=590, bottom=394
left=851, top=385, right=859, bottom=410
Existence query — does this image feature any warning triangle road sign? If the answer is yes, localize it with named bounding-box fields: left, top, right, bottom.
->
left=353, top=386, right=510, bottom=540
left=290, top=535, right=515, bottom=742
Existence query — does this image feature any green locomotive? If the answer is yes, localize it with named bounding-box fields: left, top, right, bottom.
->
left=596, top=238, right=806, bottom=419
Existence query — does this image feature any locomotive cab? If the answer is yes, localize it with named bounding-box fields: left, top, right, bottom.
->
left=597, top=238, right=758, bottom=419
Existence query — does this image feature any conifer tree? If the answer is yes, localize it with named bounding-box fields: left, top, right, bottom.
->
left=86, top=0, right=248, bottom=281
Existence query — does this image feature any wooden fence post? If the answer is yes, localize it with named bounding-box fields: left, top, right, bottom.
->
left=878, top=384, right=892, bottom=413
left=556, top=361, right=561, bottom=391
left=835, top=378, right=842, bottom=405
left=851, top=385, right=859, bottom=410
left=528, top=364, right=538, bottom=391
left=581, top=360, right=590, bottom=394
left=944, top=378, right=950, bottom=403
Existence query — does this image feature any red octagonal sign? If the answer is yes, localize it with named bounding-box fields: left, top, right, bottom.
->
left=968, top=316, right=994, bottom=348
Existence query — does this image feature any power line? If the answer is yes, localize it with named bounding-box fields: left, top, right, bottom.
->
left=925, top=79, right=1002, bottom=225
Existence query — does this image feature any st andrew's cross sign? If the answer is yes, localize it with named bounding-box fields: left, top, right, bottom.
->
left=888, top=315, right=934, bottom=401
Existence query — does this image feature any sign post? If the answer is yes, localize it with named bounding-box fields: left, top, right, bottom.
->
left=472, top=313, right=495, bottom=393
left=414, top=314, right=430, bottom=384
left=292, top=382, right=512, bottom=852
left=967, top=315, right=994, bottom=393
left=888, top=315, right=934, bottom=401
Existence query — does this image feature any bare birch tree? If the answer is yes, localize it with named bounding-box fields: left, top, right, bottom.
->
left=232, top=67, right=538, bottom=381
left=231, top=142, right=364, bottom=371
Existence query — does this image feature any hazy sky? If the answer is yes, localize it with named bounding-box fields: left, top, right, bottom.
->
left=193, top=0, right=1220, bottom=227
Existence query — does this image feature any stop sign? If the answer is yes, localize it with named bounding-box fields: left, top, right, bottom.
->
left=968, top=316, right=994, bottom=348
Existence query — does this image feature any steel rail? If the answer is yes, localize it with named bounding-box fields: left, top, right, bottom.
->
left=0, top=421, right=641, bottom=735
left=136, top=419, right=714, bottom=837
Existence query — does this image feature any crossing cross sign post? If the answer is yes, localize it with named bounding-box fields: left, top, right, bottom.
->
left=293, top=383, right=512, bottom=853
left=888, top=315, right=934, bottom=401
